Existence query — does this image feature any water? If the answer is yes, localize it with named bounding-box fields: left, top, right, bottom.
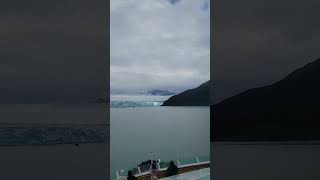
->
left=110, top=95, right=210, bottom=179
left=0, top=104, right=108, bottom=145
left=0, top=127, right=107, bottom=145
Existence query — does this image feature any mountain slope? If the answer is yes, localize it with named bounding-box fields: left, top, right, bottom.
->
left=162, top=81, right=210, bottom=106
left=212, top=58, right=320, bottom=141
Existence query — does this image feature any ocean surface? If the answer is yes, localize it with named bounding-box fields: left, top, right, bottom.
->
left=0, top=104, right=108, bottom=145
left=110, top=95, right=210, bottom=179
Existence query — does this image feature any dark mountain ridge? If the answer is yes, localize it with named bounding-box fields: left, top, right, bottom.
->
left=162, top=81, right=210, bottom=106
left=212, top=58, right=320, bottom=141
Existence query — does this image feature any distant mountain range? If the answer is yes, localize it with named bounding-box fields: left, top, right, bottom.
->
left=162, top=81, right=210, bottom=106
left=212, top=58, right=320, bottom=141
left=143, top=89, right=176, bottom=96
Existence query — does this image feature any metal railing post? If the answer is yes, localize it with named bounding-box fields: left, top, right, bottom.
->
left=196, top=156, right=200, bottom=163
left=138, top=166, right=141, bottom=174
left=177, top=160, right=181, bottom=167
left=116, top=171, right=119, bottom=179
left=157, top=159, right=161, bottom=169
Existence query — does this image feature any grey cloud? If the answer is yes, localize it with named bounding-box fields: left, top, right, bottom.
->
left=201, top=1, right=209, bottom=11
left=168, top=0, right=181, bottom=5
left=111, top=0, right=210, bottom=94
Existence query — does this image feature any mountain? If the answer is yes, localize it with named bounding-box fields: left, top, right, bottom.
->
left=212, top=58, right=320, bottom=141
left=162, top=81, right=210, bottom=106
left=146, top=89, right=176, bottom=96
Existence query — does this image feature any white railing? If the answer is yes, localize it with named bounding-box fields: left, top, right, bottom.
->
left=116, top=156, right=210, bottom=180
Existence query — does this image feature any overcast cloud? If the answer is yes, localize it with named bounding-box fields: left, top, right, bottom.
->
left=111, top=0, right=210, bottom=94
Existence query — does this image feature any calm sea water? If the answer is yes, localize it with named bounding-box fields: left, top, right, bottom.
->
left=110, top=95, right=210, bottom=179
left=0, top=104, right=108, bottom=145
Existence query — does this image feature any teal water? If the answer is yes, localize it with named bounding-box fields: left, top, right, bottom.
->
left=0, top=127, right=107, bottom=145
left=110, top=106, right=210, bottom=179
left=197, top=175, right=211, bottom=180
left=0, top=104, right=108, bottom=145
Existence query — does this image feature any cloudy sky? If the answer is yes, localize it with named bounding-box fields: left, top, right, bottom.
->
left=111, top=0, right=210, bottom=94
left=213, top=0, right=320, bottom=103
left=0, top=0, right=108, bottom=103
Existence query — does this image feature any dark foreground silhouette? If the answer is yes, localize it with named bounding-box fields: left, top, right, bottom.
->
left=212, top=58, right=320, bottom=141
left=165, top=161, right=178, bottom=177
left=127, top=171, right=137, bottom=180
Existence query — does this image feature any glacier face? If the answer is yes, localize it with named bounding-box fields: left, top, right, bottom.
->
left=110, top=101, right=163, bottom=108
left=110, top=94, right=170, bottom=108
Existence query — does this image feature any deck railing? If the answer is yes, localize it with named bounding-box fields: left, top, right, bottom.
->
left=116, top=156, right=210, bottom=180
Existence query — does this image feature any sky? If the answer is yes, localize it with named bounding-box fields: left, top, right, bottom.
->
left=212, top=0, right=320, bottom=103
left=110, top=0, right=210, bottom=94
left=0, top=0, right=108, bottom=103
